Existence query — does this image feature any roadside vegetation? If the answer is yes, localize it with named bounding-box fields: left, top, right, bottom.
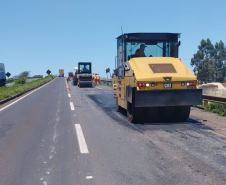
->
left=5, top=78, right=14, bottom=84
left=195, top=102, right=226, bottom=116
left=100, top=77, right=112, bottom=87
left=15, top=78, right=26, bottom=84
left=191, top=38, right=226, bottom=84
left=5, top=71, right=43, bottom=84
left=0, top=75, right=56, bottom=102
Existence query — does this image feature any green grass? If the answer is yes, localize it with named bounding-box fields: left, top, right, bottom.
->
left=15, top=78, right=26, bottom=84
left=5, top=78, right=14, bottom=84
left=194, top=102, right=226, bottom=116
left=0, top=75, right=56, bottom=102
left=204, top=102, right=226, bottom=116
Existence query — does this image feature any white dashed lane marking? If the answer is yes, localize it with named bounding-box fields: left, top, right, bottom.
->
left=75, top=124, right=89, bottom=154
left=70, top=102, right=75, bottom=110
left=86, top=176, right=93, bottom=179
left=68, top=94, right=71, bottom=97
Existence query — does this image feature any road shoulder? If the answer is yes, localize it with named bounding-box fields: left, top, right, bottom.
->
left=190, top=107, right=226, bottom=137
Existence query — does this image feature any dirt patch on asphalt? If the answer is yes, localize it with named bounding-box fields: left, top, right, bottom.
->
left=190, top=107, right=226, bottom=137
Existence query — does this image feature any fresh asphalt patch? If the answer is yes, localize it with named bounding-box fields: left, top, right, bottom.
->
left=87, top=94, right=144, bottom=134
left=86, top=93, right=215, bottom=138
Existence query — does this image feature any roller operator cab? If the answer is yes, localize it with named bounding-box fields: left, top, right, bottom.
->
left=77, top=62, right=92, bottom=88
left=112, top=33, right=202, bottom=123
left=0, top=63, right=6, bottom=87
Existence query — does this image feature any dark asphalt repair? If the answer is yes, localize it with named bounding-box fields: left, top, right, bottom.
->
left=87, top=93, right=214, bottom=135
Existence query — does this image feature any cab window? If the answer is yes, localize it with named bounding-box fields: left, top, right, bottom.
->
left=126, top=41, right=176, bottom=61
left=79, top=64, right=91, bottom=73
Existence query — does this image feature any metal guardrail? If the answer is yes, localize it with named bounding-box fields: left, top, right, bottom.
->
left=100, top=79, right=112, bottom=83
left=203, top=94, right=226, bottom=105
left=6, top=80, right=14, bottom=84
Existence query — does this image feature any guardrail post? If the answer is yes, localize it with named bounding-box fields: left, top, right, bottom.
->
left=204, top=100, right=208, bottom=108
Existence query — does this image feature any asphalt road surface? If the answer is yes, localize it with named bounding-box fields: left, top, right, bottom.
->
left=0, top=77, right=225, bottom=185
left=5, top=78, right=40, bottom=87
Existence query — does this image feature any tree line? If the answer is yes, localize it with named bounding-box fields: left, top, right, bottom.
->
left=191, top=39, right=226, bottom=83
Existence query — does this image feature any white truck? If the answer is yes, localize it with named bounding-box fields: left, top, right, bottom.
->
left=0, top=63, right=6, bottom=87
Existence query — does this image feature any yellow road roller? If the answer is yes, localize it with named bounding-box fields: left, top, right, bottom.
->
left=111, top=33, right=202, bottom=123
left=77, top=62, right=92, bottom=88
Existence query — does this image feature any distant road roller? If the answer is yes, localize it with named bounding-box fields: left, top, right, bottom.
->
left=111, top=33, right=202, bottom=123
left=77, top=62, right=92, bottom=88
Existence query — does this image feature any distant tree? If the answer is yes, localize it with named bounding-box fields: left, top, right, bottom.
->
left=213, top=41, right=226, bottom=82
left=19, top=71, right=31, bottom=78
left=191, top=39, right=226, bottom=83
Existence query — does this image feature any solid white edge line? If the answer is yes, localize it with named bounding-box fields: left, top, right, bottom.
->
left=68, top=94, right=71, bottom=97
left=0, top=78, right=56, bottom=112
left=70, top=102, right=75, bottom=110
left=75, top=124, right=89, bottom=154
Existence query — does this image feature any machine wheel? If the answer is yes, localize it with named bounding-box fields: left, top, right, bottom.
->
left=127, top=101, right=143, bottom=123
left=163, top=106, right=176, bottom=122
left=143, top=107, right=160, bottom=122
left=175, top=106, right=190, bottom=122
left=116, top=98, right=122, bottom=112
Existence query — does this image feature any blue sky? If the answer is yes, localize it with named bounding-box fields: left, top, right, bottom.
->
left=1, top=0, right=226, bottom=78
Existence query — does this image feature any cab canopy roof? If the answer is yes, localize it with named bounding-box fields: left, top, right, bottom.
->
left=117, top=33, right=180, bottom=42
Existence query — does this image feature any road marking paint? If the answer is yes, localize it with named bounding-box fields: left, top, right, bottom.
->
left=65, top=79, right=68, bottom=88
left=96, top=87, right=102, bottom=89
left=70, top=102, right=75, bottom=110
left=75, top=124, right=89, bottom=153
left=86, top=176, right=93, bottom=179
left=0, top=79, right=55, bottom=112
left=68, top=94, right=71, bottom=97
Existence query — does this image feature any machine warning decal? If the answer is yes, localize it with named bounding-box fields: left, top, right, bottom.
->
left=149, top=64, right=177, bottom=73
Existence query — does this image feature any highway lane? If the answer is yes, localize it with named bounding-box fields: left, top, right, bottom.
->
left=0, top=78, right=92, bottom=185
left=0, top=77, right=225, bottom=185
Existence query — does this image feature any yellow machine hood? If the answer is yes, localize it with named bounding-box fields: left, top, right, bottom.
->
left=128, top=57, right=196, bottom=82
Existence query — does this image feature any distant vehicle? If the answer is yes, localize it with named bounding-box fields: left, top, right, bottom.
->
left=68, top=72, right=73, bottom=77
left=0, top=63, right=6, bottom=87
left=77, top=62, right=92, bottom=87
left=59, top=69, right=64, bottom=77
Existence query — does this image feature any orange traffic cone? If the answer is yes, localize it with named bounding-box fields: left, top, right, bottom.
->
left=67, top=83, right=71, bottom=91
